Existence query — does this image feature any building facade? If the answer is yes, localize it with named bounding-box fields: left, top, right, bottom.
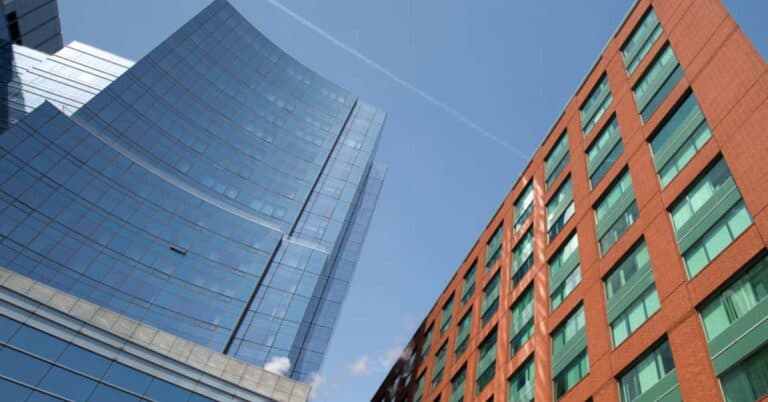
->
left=0, top=0, right=384, bottom=395
left=373, top=1, right=767, bottom=401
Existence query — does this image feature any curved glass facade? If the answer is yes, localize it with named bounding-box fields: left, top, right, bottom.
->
left=0, top=0, right=385, bottom=381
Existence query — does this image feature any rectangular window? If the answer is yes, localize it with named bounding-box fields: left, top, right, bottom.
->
left=508, top=356, right=535, bottom=402
left=700, top=254, right=768, bottom=340
left=510, top=286, right=534, bottom=355
left=611, top=287, right=660, bottom=346
left=605, top=241, right=651, bottom=300
left=414, top=373, right=425, bottom=402
left=421, top=327, right=433, bottom=359
left=547, top=177, right=575, bottom=241
left=550, top=233, right=580, bottom=311
left=432, top=343, right=447, bottom=387
left=512, top=230, right=534, bottom=284
left=634, top=44, right=683, bottom=121
left=719, top=342, right=768, bottom=402
left=441, top=295, right=454, bottom=335
left=669, top=158, right=751, bottom=277
left=650, top=92, right=712, bottom=187
left=581, top=74, right=613, bottom=136
left=482, top=272, right=501, bottom=325
left=455, top=310, right=472, bottom=357
left=553, top=351, right=589, bottom=401
left=486, top=224, right=504, bottom=271
left=619, top=340, right=676, bottom=402
left=595, top=171, right=637, bottom=255
left=450, top=365, right=467, bottom=402
left=546, top=133, right=570, bottom=188
left=552, top=305, right=586, bottom=358
left=586, top=116, right=623, bottom=187
left=514, top=183, right=534, bottom=232
left=621, top=8, right=663, bottom=75
left=476, top=329, right=497, bottom=395
left=461, top=263, right=477, bottom=305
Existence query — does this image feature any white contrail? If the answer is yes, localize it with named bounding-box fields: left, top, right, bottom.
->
left=262, top=0, right=528, bottom=160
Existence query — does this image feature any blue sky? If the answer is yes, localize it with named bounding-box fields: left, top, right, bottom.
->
left=59, top=1, right=766, bottom=401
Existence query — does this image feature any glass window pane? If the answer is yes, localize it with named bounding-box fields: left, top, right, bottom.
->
left=146, top=379, right=192, bottom=401
left=103, top=363, right=152, bottom=394
left=0, top=377, right=32, bottom=401
left=87, top=384, right=141, bottom=402
left=9, top=326, right=67, bottom=360
left=57, top=344, right=112, bottom=379
left=39, top=367, right=97, bottom=401
left=0, top=347, right=51, bottom=385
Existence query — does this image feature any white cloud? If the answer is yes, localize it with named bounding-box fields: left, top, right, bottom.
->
left=346, top=355, right=370, bottom=376
left=308, top=372, right=325, bottom=399
left=264, top=356, right=291, bottom=376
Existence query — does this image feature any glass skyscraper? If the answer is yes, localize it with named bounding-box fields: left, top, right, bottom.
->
left=0, top=1, right=384, bottom=397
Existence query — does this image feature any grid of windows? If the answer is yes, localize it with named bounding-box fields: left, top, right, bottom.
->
left=512, top=230, right=533, bottom=284
left=581, top=74, right=612, bottom=135
left=619, top=340, right=676, bottom=402
left=549, top=233, right=580, bottom=311
left=510, top=286, right=534, bottom=355
left=545, top=133, right=570, bottom=188
left=669, top=158, right=751, bottom=277
left=621, top=8, right=663, bottom=75
left=586, top=116, right=623, bottom=187
left=455, top=310, right=472, bottom=358
left=0, top=315, right=232, bottom=402
left=461, top=263, right=477, bottom=305
left=634, top=44, right=683, bottom=121
left=482, top=272, right=501, bottom=325
left=594, top=170, right=637, bottom=255
left=547, top=177, right=575, bottom=241
left=514, top=183, right=534, bottom=232
left=650, top=92, right=712, bottom=187
left=486, top=224, right=504, bottom=271
left=508, top=356, right=535, bottom=402
left=476, top=329, right=497, bottom=395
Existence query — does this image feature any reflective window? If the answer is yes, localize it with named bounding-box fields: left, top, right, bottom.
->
left=482, top=272, right=501, bottom=325
left=586, top=117, right=623, bottom=187
left=508, top=356, right=535, bottom=402
left=581, top=74, right=612, bottom=135
left=414, top=373, right=425, bottom=402
left=510, top=286, right=534, bottom=354
left=432, top=343, right=447, bottom=387
left=594, top=171, right=637, bottom=255
left=545, top=133, right=570, bottom=188
left=634, top=45, right=683, bottom=121
left=486, top=224, right=504, bottom=271
left=547, top=177, right=575, bottom=241
left=605, top=242, right=650, bottom=300
left=455, top=310, right=472, bottom=358
left=514, top=183, right=534, bottom=232
left=440, top=295, right=455, bottom=335
left=611, top=287, right=660, bottom=346
left=719, top=341, right=768, bottom=402
left=552, top=305, right=585, bottom=358
left=550, top=233, right=580, bottom=311
left=621, top=8, right=663, bottom=75
left=421, top=326, right=433, bottom=359
left=619, top=341, right=676, bottom=402
left=476, top=329, right=497, bottom=394
left=512, top=230, right=534, bottom=284
left=461, top=263, right=477, bottom=305
left=553, top=351, right=589, bottom=400
left=449, top=365, right=467, bottom=402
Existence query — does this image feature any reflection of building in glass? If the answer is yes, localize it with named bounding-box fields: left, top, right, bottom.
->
left=373, top=1, right=768, bottom=402
left=0, top=0, right=385, bottom=395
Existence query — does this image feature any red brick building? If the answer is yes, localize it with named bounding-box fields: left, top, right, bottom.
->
left=372, top=0, right=768, bottom=401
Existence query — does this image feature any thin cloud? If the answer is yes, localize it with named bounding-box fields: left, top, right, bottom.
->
left=262, top=0, right=529, bottom=159
left=346, top=355, right=370, bottom=376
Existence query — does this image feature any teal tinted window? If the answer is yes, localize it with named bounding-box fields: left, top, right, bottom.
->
left=441, top=295, right=454, bottom=334
left=634, top=45, right=683, bottom=121
left=486, top=224, right=504, bottom=271
left=514, top=183, right=534, bottom=232
left=605, top=242, right=651, bottom=300
left=552, top=305, right=586, bottom=358
left=476, top=329, right=497, bottom=394
left=512, top=230, right=534, bottom=284
left=720, top=342, right=768, bottom=402
left=700, top=254, right=768, bottom=340
left=670, top=159, right=752, bottom=277
left=510, top=286, right=534, bottom=354
left=421, top=327, right=433, bottom=359
left=586, top=117, right=623, bottom=187
left=553, top=351, right=589, bottom=400
left=619, top=340, right=676, bottom=402
left=482, top=272, right=501, bottom=324
left=611, top=287, right=660, bottom=346
left=508, top=356, right=535, bottom=402
left=432, top=343, right=447, bottom=387
left=621, top=8, right=663, bottom=75
left=547, top=177, right=575, bottom=241
left=414, top=373, right=425, bottom=402
left=450, top=365, right=466, bottom=402
left=461, top=263, right=477, bottom=305
left=546, top=133, right=570, bottom=188
left=550, top=233, right=580, bottom=312
left=650, top=92, right=712, bottom=187
left=595, top=171, right=638, bottom=254
left=581, top=74, right=613, bottom=135
left=455, top=310, right=472, bottom=357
